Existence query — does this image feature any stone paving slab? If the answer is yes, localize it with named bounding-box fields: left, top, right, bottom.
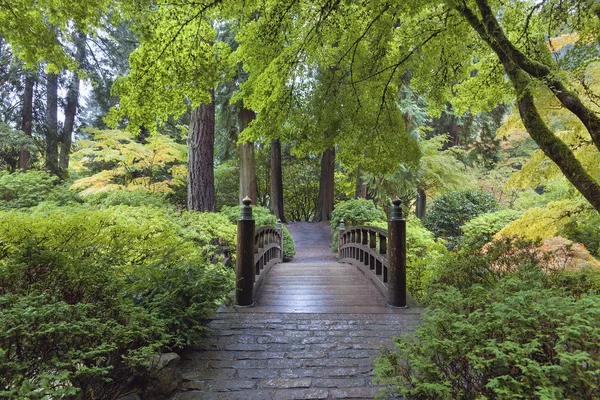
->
left=172, top=311, right=421, bottom=399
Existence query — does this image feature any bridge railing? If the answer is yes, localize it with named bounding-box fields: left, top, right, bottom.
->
left=337, top=199, right=407, bottom=307
left=236, top=197, right=283, bottom=306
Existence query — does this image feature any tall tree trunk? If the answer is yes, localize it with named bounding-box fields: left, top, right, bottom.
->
left=313, top=147, right=335, bottom=222
left=45, top=72, right=59, bottom=174
left=416, top=187, right=426, bottom=219
left=187, top=92, right=216, bottom=211
left=238, top=108, right=257, bottom=204
left=18, top=72, right=35, bottom=170
left=270, top=139, right=285, bottom=221
left=355, top=164, right=368, bottom=199
left=60, top=33, right=86, bottom=170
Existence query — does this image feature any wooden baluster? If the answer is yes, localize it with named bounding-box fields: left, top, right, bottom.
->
left=368, top=230, right=376, bottom=269
left=236, top=197, right=255, bottom=306
left=338, top=219, right=345, bottom=259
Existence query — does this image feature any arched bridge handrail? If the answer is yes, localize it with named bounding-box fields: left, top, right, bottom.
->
left=253, top=226, right=283, bottom=292
left=337, top=199, right=408, bottom=308
left=339, top=225, right=391, bottom=297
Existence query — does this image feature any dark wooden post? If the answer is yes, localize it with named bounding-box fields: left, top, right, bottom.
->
left=338, top=219, right=345, bottom=259
left=277, top=219, right=283, bottom=260
left=387, top=198, right=407, bottom=308
left=236, top=196, right=255, bottom=306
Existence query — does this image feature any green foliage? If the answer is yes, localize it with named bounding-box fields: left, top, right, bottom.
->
left=70, top=129, right=187, bottom=195
left=423, top=190, right=500, bottom=244
left=563, top=212, right=600, bottom=258
left=282, top=227, right=296, bottom=260
left=283, top=155, right=320, bottom=222
left=84, top=189, right=171, bottom=208
left=0, top=170, right=81, bottom=209
left=0, top=123, right=36, bottom=171
left=0, top=205, right=234, bottom=398
left=462, top=209, right=522, bottom=247
left=214, top=161, right=239, bottom=210
left=498, top=200, right=590, bottom=242
left=330, top=199, right=387, bottom=252
left=375, top=271, right=600, bottom=399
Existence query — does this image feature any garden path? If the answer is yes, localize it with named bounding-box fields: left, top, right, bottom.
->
left=173, top=222, right=422, bottom=399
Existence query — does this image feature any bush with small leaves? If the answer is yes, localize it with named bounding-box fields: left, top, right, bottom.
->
left=461, top=209, right=522, bottom=247
left=423, top=189, right=500, bottom=246
left=330, top=199, right=387, bottom=252
left=375, top=272, right=600, bottom=399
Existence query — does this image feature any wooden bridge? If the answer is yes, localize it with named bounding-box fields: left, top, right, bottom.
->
left=174, top=201, right=422, bottom=399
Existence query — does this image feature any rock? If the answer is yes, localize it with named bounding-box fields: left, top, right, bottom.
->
left=142, top=353, right=182, bottom=400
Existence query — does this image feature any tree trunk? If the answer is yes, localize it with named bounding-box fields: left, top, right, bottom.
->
left=18, top=72, right=34, bottom=170
left=270, top=139, right=285, bottom=221
left=416, top=187, right=426, bottom=219
left=45, top=72, right=59, bottom=174
left=355, top=164, right=368, bottom=199
left=313, top=147, right=335, bottom=222
left=187, top=92, right=216, bottom=212
left=60, top=33, right=86, bottom=170
left=238, top=108, right=257, bottom=204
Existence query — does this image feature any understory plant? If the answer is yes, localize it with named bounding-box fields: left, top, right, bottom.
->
left=375, top=238, right=600, bottom=399
left=330, top=199, right=387, bottom=252
left=0, top=205, right=234, bottom=399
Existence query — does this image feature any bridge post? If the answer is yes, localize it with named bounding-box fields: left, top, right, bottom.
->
left=277, top=219, right=283, bottom=260
left=387, top=198, right=407, bottom=308
left=338, top=219, right=345, bottom=259
left=236, top=197, right=255, bottom=306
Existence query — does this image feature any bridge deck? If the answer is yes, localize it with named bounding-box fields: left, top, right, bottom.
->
left=174, top=222, right=422, bottom=399
left=249, top=222, right=400, bottom=313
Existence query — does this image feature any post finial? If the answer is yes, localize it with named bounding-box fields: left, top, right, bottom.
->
left=277, top=219, right=282, bottom=229
left=240, top=196, right=253, bottom=220
left=339, top=219, right=345, bottom=230
left=391, top=198, right=403, bottom=220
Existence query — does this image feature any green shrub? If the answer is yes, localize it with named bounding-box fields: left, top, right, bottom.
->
left=0, top=170, right=81, bottom=209
left=423, top=189, right=500, bottom=246
left=0, top=206, right=233, bottom=398
left=367, top=219, right=447, bottom=302
left=85, top=190, right=171, bottom=208
left=330, top=199, right=387, bottom=252
left=375, top=273, right=600, bottom=399
left=220, top=205, right=295, bottom=260
left=563, top=211, right=600, bottom=258
left=282, top=226, right=296, bottom=260
left=461, top=209, right=522, bottom=247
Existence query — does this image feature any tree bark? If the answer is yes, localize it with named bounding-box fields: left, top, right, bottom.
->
left=45, top=72, right=59, bottom=175
left=18, top=72, right=34, bottom=170
left=416, top=187, right=426, bottom=219
left=270, top=138, right=285, bottom=221
left=238, top=108, right=257, bottom=204
left=60, top=32, right=86, bottom=170
left=355, top=164, right=368, bottom=199
left=313, top=147, right=335, bottom=222
left=187, top=92, right=216, bottom=212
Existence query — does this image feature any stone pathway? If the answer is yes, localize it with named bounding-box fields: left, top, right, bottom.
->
left=172, top=223, right=422, bottom=399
